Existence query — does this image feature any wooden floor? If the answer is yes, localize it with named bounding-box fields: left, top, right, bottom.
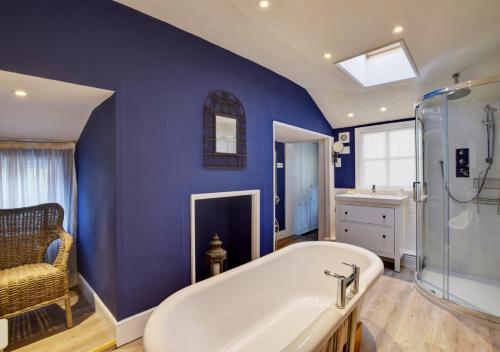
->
left=114, top=339, right=142, bottom=351
left=12, top=308, right=115, bottom=352
left=275, top=230, right=318, bottom=250
left=13, top=252, right=500, bottom=351
left=360, top=264, right=500, bottom=351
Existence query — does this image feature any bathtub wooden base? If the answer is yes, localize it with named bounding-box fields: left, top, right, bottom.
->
left=316, top=306, right=360, bottom=352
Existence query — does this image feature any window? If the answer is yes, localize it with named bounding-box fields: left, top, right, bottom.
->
left=336, top=41, right=418, bottom=87
left=0, top=143, right=77, bottom=248
left=355, top=121, right=415, bottom=189
left=0, top=142, right=78, bottom=285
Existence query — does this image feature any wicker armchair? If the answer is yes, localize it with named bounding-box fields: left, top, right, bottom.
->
left=0, top=203, right=73, bottom=328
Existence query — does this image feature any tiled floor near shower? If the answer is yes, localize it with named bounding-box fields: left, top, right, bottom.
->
left=420, top=267, right=500, bottom=317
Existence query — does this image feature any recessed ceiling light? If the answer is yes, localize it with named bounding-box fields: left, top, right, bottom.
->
left=347, top=112, right=354, bottom=118
left=380, top=106, right=387, bottom=112
left=392, top=25, right=404, bottom=34
left=258, top=0, right=270, bottom=9
left=14, top=90, right=27, bottom=97
left=323, top=52, right=332, bottom=60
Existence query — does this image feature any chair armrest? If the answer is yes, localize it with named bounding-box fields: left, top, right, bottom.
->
left=52, top=231, right=73, bottom=272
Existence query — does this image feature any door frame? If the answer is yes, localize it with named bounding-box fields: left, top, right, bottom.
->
left=272, top=121, right=334, bottom=251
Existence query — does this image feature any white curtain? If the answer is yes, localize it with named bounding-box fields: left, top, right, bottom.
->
left=0, top=141, right=77, bottom=286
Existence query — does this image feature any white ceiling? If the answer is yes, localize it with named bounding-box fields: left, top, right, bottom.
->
left=116, top=0, right=500, bottom=128
left=0, top=70, right=114, bottom=141
left=274, top=122, right=327, bottom=143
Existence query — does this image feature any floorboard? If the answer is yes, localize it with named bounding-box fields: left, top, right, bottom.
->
left=276, top=230, right=318, bottom=250
left=11, top=247, right=500, bottom=351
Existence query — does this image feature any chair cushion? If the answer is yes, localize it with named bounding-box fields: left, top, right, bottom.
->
left=0, top=263, right=67, bottom=317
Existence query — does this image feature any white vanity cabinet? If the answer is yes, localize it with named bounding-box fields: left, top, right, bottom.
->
left=335, top=194, right=408, bottom=272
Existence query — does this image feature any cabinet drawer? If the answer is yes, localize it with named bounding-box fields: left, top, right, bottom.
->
left=339, top=222, right=395, bottom=255
left=339, top=204, right=394, bottom=227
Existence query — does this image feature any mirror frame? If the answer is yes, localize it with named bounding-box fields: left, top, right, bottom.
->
left=203, top=91, right=247, bottom=169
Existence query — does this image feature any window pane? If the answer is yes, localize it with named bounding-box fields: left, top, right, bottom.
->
left=389, top=128, right=414, bottom=157
left=389, top=158, right=415, bottom=187
left=362, top=132, right=386, bottom=159
left=364, top=160, right=387, bottom=186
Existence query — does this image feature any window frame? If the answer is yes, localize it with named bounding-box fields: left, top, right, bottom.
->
left=355, top=120, right=415, bottom=190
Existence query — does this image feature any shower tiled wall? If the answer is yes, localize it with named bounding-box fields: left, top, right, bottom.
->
left=447, top=90, right=500, bottom=281
left=421, top=84, right=500, bottom=281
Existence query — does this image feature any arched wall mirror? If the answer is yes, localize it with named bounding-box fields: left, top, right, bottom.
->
left=203, top=91, right=247, bottom=169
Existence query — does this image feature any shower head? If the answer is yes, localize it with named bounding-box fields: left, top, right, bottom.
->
left=447, top=88, right=471, bottom=100
left=447, top=73, right=471, bottom=100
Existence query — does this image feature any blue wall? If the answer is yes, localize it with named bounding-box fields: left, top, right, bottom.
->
left=333, top=118, right=415, bottom=189
left=76, top=96, right=118, bottom=316
left=275, top=142, right=285, bottom=230
left=0, top=1, right=333, bottom=319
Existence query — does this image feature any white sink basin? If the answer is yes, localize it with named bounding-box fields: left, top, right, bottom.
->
left=335, top=193, right=408, bottom=205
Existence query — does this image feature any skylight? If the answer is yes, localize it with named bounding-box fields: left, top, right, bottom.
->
left=336, top=41, right=417, bottom=87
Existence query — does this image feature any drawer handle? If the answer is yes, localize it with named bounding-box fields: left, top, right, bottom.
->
left=382, top=234, right=386, bottom=239
left=345, top=211, right=348, bottom=215
left=345, top=229, right=348, bottom=232
left=382, top=215, right=386, bottom=219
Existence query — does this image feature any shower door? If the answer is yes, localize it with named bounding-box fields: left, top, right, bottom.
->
left=445, top=81, right=500, bottom=317
left=416, top=78, right=500, bottom=321
left=415, top=94, right=446, bottom=297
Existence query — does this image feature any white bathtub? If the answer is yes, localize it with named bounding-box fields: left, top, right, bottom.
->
left=144, top=241, right=383, bottom=352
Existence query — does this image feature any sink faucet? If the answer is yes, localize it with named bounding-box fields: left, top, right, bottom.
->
left=324, top=262, right=360, bottom=309
left=372, top=184, right=376, bottom=195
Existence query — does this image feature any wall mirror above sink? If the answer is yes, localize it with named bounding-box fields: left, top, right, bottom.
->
left=204, top=90, right=247, bottom=169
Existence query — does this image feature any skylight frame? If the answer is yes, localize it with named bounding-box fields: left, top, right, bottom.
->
left=335, top=40, right=419, bottom=88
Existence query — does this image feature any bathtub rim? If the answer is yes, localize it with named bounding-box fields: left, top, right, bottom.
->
left=144, top=241, right=384, bottom=352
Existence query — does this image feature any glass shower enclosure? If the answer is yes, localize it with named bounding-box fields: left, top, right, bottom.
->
left=414, top=76, right=500, bottom=323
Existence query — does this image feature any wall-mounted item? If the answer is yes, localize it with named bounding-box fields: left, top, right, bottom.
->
left=456, top=148, right=469, bottom=177
left=339, top=131, right=350, bottom=144
left=205, top=233, right=227, bottom=277
left=204, top=91, right=247, bottom=169
left=332, top=141, right=344, bottom=166
left=340, top=146, right=351, bottom=155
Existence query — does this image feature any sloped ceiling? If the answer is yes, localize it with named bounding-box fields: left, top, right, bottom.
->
left=115, top=0, right=500, bottom=127
left=0, top=70, right=114, bottom=141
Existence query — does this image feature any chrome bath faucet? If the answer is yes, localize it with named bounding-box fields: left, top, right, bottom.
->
left=324, top=262, right=360, bottom=309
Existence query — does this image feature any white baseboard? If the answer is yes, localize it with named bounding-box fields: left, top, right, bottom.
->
left=404, top=249, right=416, bottom=257
left=78, top=273, right=156, bottom=347
left=78, top=274, right=116, bottom=338
left=402, top=251, right=416, bottom=269
left=276, top=229, right=290, bottom=240
left=116, top=306, right=155, bottom=346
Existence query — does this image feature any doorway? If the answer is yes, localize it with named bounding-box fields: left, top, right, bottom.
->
left=272, top=122, right=333, bottom=251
